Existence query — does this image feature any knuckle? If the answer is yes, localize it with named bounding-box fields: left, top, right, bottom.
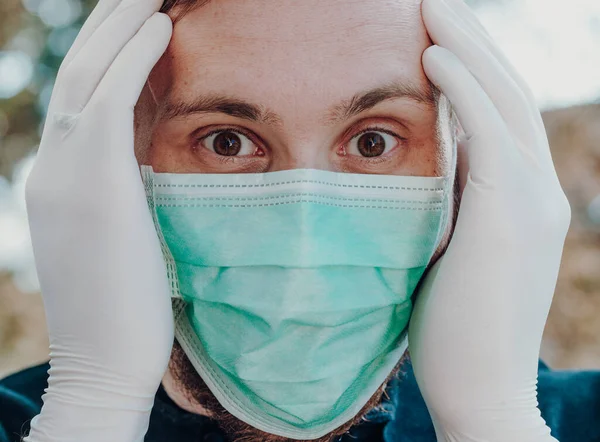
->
left=531, top=191, right=572, bottom=241
left=553, top=192, right=572, bottom=232
left=24, top=173, right=39, bottom=204
left=49, top=111, right=80, bottom=132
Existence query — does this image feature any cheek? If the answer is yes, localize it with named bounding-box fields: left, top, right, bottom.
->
left=134, top=84, right=160, bottom=166
left=148, top=139, right=175, bottom=173
left=148, top=129, right=193, bottom=173
left=146, top=118, right=179, bottom=172
left=406, top=137, right=441, bottom=176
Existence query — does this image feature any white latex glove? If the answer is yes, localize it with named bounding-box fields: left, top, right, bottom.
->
left=408, top=0, right=571, bottom=441
left=24, top=1, right=173, bottom=441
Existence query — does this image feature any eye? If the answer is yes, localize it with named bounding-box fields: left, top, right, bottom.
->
left=201, top=129, right=257, bottom=156
left=346, top=130, right=399, bottom=158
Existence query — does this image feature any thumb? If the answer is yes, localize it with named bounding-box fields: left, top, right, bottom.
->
left=423, top=45, right=515, bottom=187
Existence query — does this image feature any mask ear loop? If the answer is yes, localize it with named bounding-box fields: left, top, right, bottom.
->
left=147, top=78, right=159, bottom=106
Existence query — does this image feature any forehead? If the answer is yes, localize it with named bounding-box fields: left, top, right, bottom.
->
left=161, top=0, right=431, bottom=115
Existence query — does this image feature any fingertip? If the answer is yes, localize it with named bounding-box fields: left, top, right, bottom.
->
left=424, top=45, right=464, bottom=78
left=148, top=12, right=173, bottom=39
left=423, top=45, right=453, bottom=63
left=421, top=0, right=445, bottom=39
left=151, top=11, right=173, bottom=26
left=90, top=11, right=173, bottom=109
left=422, top=44, right=441, bottom=62
left=422, top=45, right=447, bottom=84
left=420, top=0, right=436, bottom=21
left=139, top=12, right=173, bottom=57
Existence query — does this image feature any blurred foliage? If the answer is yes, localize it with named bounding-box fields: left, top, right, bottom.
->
left=0, top=0, right=95, bottom=179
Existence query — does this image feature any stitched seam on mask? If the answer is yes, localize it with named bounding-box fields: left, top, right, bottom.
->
left=154, top=180, right=445, bottom=191
left=156, top=200, right=442, bottom=210
left=142, top=167, right=182, bottom=299
left=154, top=194, right=442, bottom=205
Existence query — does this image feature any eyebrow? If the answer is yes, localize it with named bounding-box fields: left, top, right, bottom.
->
left=160, top=79, right=438, bottom=126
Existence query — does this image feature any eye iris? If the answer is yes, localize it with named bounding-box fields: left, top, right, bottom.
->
left=213, top=131, right=242, bottom=156
left=357, top=132, right=386, bottom=157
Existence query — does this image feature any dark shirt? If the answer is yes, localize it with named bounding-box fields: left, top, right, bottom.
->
left=1, top=359, right=599, bottom=442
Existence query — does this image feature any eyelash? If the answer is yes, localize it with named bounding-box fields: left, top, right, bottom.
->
left=194, top=125, right=407, bottom=160
left=353, top=126, right=406, bottom=141
left=341, top=126, right=407, bottom=164
left=194, top=126, right=264, bottom=163
left=350, top=126, right=406, bottom=146
left=195, top=127, right=257, bottom=148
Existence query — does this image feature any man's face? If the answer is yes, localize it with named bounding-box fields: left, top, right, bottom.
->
left=143, top=0, right=454, bottom=178
left=135, top=0, right=457, bottom=439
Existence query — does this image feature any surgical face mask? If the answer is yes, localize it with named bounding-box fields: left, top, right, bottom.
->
left=141, top=166, right=450, bottom=440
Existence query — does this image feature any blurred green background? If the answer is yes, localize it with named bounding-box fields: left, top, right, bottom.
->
left=1, top=0, right=600, bottom=377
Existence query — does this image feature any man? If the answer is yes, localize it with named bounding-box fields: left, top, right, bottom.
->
left=1, top=0, right=599, bottom=441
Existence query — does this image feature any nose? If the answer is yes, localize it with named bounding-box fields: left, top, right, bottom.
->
left=269, top=141, right=335, bottom=172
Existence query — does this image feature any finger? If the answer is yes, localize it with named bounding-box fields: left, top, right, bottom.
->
left=90, top=13, right=172, bottom=112
left=445, top=0, right=540, bottom=115
left=422, top=0, right=543, bottom=148
left=59, top=0, right=125, bottom=71
left=423, top=45, right=518, bottom=184
left=48, top=0, right=124, bottom=114
left=444, top=0, right=548, bottom=141
left=441, top=0, right=553, bottom=166
left=60, top=0, right=163, bottom=112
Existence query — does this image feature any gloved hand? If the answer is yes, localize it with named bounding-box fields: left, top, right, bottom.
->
left=24, top=0, right=173, bottom=441
left=408, top=0, right=570, bottom=441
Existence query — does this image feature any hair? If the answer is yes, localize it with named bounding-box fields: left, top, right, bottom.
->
left=170, top=340, right=409, bottom=442
left=160, top=0, right=210, bottom=18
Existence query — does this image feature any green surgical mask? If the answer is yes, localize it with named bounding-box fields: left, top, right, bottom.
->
left=141, top=166, right=450, bottom=440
